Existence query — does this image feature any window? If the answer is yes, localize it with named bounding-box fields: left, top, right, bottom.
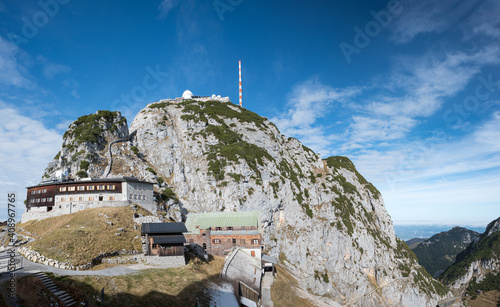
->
left=133, top=194, right=137, bottom=200
left=108, top=196, right=115, bottom=200
left=31, top=190, right=35, bottom=195
left=78, top=197, right=83, bottom=201
left=68, top=186, right=75, bottom=191
left=202, top=243, right=207, bottom=250
left=99, top=196, right=103, bottom=201
left=30, top=199, right=35, bottom=203
left=138, top=195, right=142, bottom=200
left=97, top=185, right=105, bottom=190
left=215, top=227, right=221, bottom=231
left=107, top=185, right=115, bottom=190
left=80, top=204, right=84, bottom=210
left=88, top=196, right=94, bottom=201
left=87, top=186, right=94, bottom=190
left=42, top=189, right=47, bottom=193
left=129, top=194, right=133, bottom=199
left=202, top=233, right=206, bottom=237
left=77, top=186, right=85, bottom=191
left=47, top=197, right=53, bottom=202
left=232, top=238, right=236, bottom=244
left=60, top=197, right=65, bottom=202
left=60, top=187, right=66, bottom=192
left=227, top=227, right=233, bottom=231
left=214, top=239, right=220, bottom=244
left=37, top=190, right=41, bottom=194
left=252, top=239, right=259, bottom=245
left=41, top=198, right=46, bottom=202
left=36, top=199, right=40, bottom=203
left=143, top=196, right=147, bottom=200
left=69, top=197, right=74, bottom=201
left=152, top=244, right=157, bottom=249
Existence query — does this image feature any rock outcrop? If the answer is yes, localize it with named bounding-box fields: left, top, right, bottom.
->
left=441, top=217, right=500, bottom=295
left=41, top=99, right=452, bottom=306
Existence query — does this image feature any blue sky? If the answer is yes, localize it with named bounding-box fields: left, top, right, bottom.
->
left=0, top=0, right=499, bottom=227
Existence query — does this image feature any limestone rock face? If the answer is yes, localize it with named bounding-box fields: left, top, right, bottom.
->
left=43, top=100, right=451, bottom=306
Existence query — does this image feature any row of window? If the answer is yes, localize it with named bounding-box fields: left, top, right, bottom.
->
left=212, top=238, right=260, bottom=245
left=31, top=189, right=47, bottom=194
left=59, top=185, right=115, bottom=192
left=58, top=196, right=116, bottom=202
left=29, top=197, right=53, bottom=203
left=129, top=194, right=147, bottom=200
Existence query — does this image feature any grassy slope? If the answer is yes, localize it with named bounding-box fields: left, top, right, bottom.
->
left=271, top=266, right=316, bottom=307
left=18, top=206, right=150, bottom=266
left=45, top=256, right=224, bottom=306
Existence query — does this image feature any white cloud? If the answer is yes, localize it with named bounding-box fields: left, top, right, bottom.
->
left=389, top=0, right=482, bottom=44
left=0, top=105, right=62, bottom=221
left=158, top=0, right=179, bottom=19
left=0, top=36, right=32, bottom=88
left=43, top=63, right=70, bottom=79
left=270, top=78, right=360, bottom=154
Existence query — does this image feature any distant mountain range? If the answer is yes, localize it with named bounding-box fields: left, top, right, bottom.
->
left=395, top=224, right=485, bottom=241
left=408, top=227, right=480, bottom=277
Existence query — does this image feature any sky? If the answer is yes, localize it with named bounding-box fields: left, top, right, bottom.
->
left=0, top=0, right=499, bottom=227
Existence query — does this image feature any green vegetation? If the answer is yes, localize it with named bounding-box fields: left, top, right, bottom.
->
left=148, top=101, right=169, bottom=109
left=146, top=167, right=157, bottom=175
left=411, top=227, right=479, bottom=278
left=76, top=170, right=88, bottom=178
left=71, top=150, right=85, bottom=161
left=80, top=160, right=90, bottom=171
left=227, top=172, right=242, bottom=182
left=314, top=270, right=330, bottom=283
left=159, top=188, right=178, bottom=203
left=332, top=195, right=355, bottom=236
left=131, top=146, right=139, bottom=155
left=63, top=111, right=126, bottom=145
left=441, top=221, right=500, bottom=284
left=269, top=181, right=279, bottom=199
left=180, top=100, right=266, bottom=128
left=466, top=273, right=500, bottom=298
left=324, top=156, right=381, bottom=199
left=54, top=151, right=61, bottom=160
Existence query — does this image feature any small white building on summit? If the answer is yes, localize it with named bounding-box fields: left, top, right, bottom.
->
left=158, top=90, right=231, bottom=104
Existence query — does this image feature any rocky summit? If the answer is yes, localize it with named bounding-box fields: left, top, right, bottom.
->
left=43, top=99, right=452, bottom=306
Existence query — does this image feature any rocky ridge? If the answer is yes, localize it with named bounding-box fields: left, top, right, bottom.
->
left=42, top=99, right=452, bottom=306
left=441, top=217, right=500, bottom=296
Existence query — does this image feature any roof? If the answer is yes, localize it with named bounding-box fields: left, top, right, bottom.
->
left=26, top=176, right=154, bottom=189
left=141, top=223, right=187, bottom=234
left=151, top=235, right=186, bottom=244
left=261, top=254, right=277, bottom=264
left=224, top=249, right=262, bottom=294
left=184, top=211, right=261, bottom=234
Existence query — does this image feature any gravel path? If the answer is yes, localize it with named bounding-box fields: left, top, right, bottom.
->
left=0, top=248, right=170, bottom=284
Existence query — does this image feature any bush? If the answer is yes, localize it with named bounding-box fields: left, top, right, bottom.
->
left=80, top=160, right=90, bottom=171
left=76, top=170, right=88, bottom=178
left=131, top=146, right=139, bottom=155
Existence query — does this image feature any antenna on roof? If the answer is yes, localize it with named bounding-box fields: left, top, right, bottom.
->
left=239, top=60, right=242, bottom=107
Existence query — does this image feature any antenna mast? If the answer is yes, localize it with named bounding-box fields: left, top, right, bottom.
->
left=239, top=60, right=242, bottom=107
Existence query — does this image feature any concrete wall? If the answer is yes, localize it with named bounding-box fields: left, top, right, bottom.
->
left=123, top=181, right=156, bottom=212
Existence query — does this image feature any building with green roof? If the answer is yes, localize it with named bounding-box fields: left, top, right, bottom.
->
left=184, top=211, right=262, bottom=256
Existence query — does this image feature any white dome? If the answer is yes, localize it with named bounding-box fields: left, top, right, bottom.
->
left=182, top=90, right=193, bottom=99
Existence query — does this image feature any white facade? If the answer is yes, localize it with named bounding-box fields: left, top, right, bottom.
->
left=22, top=178, right=156, bottom=223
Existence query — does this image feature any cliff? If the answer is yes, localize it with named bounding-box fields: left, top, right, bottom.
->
left=42, top=99, right=452, bottom=306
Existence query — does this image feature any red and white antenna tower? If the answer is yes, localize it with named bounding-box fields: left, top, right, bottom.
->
left=239, top=60, right=242, bottom=107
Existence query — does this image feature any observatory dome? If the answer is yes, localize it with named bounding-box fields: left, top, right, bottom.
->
left=182, top=90, right=193, bottom=99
